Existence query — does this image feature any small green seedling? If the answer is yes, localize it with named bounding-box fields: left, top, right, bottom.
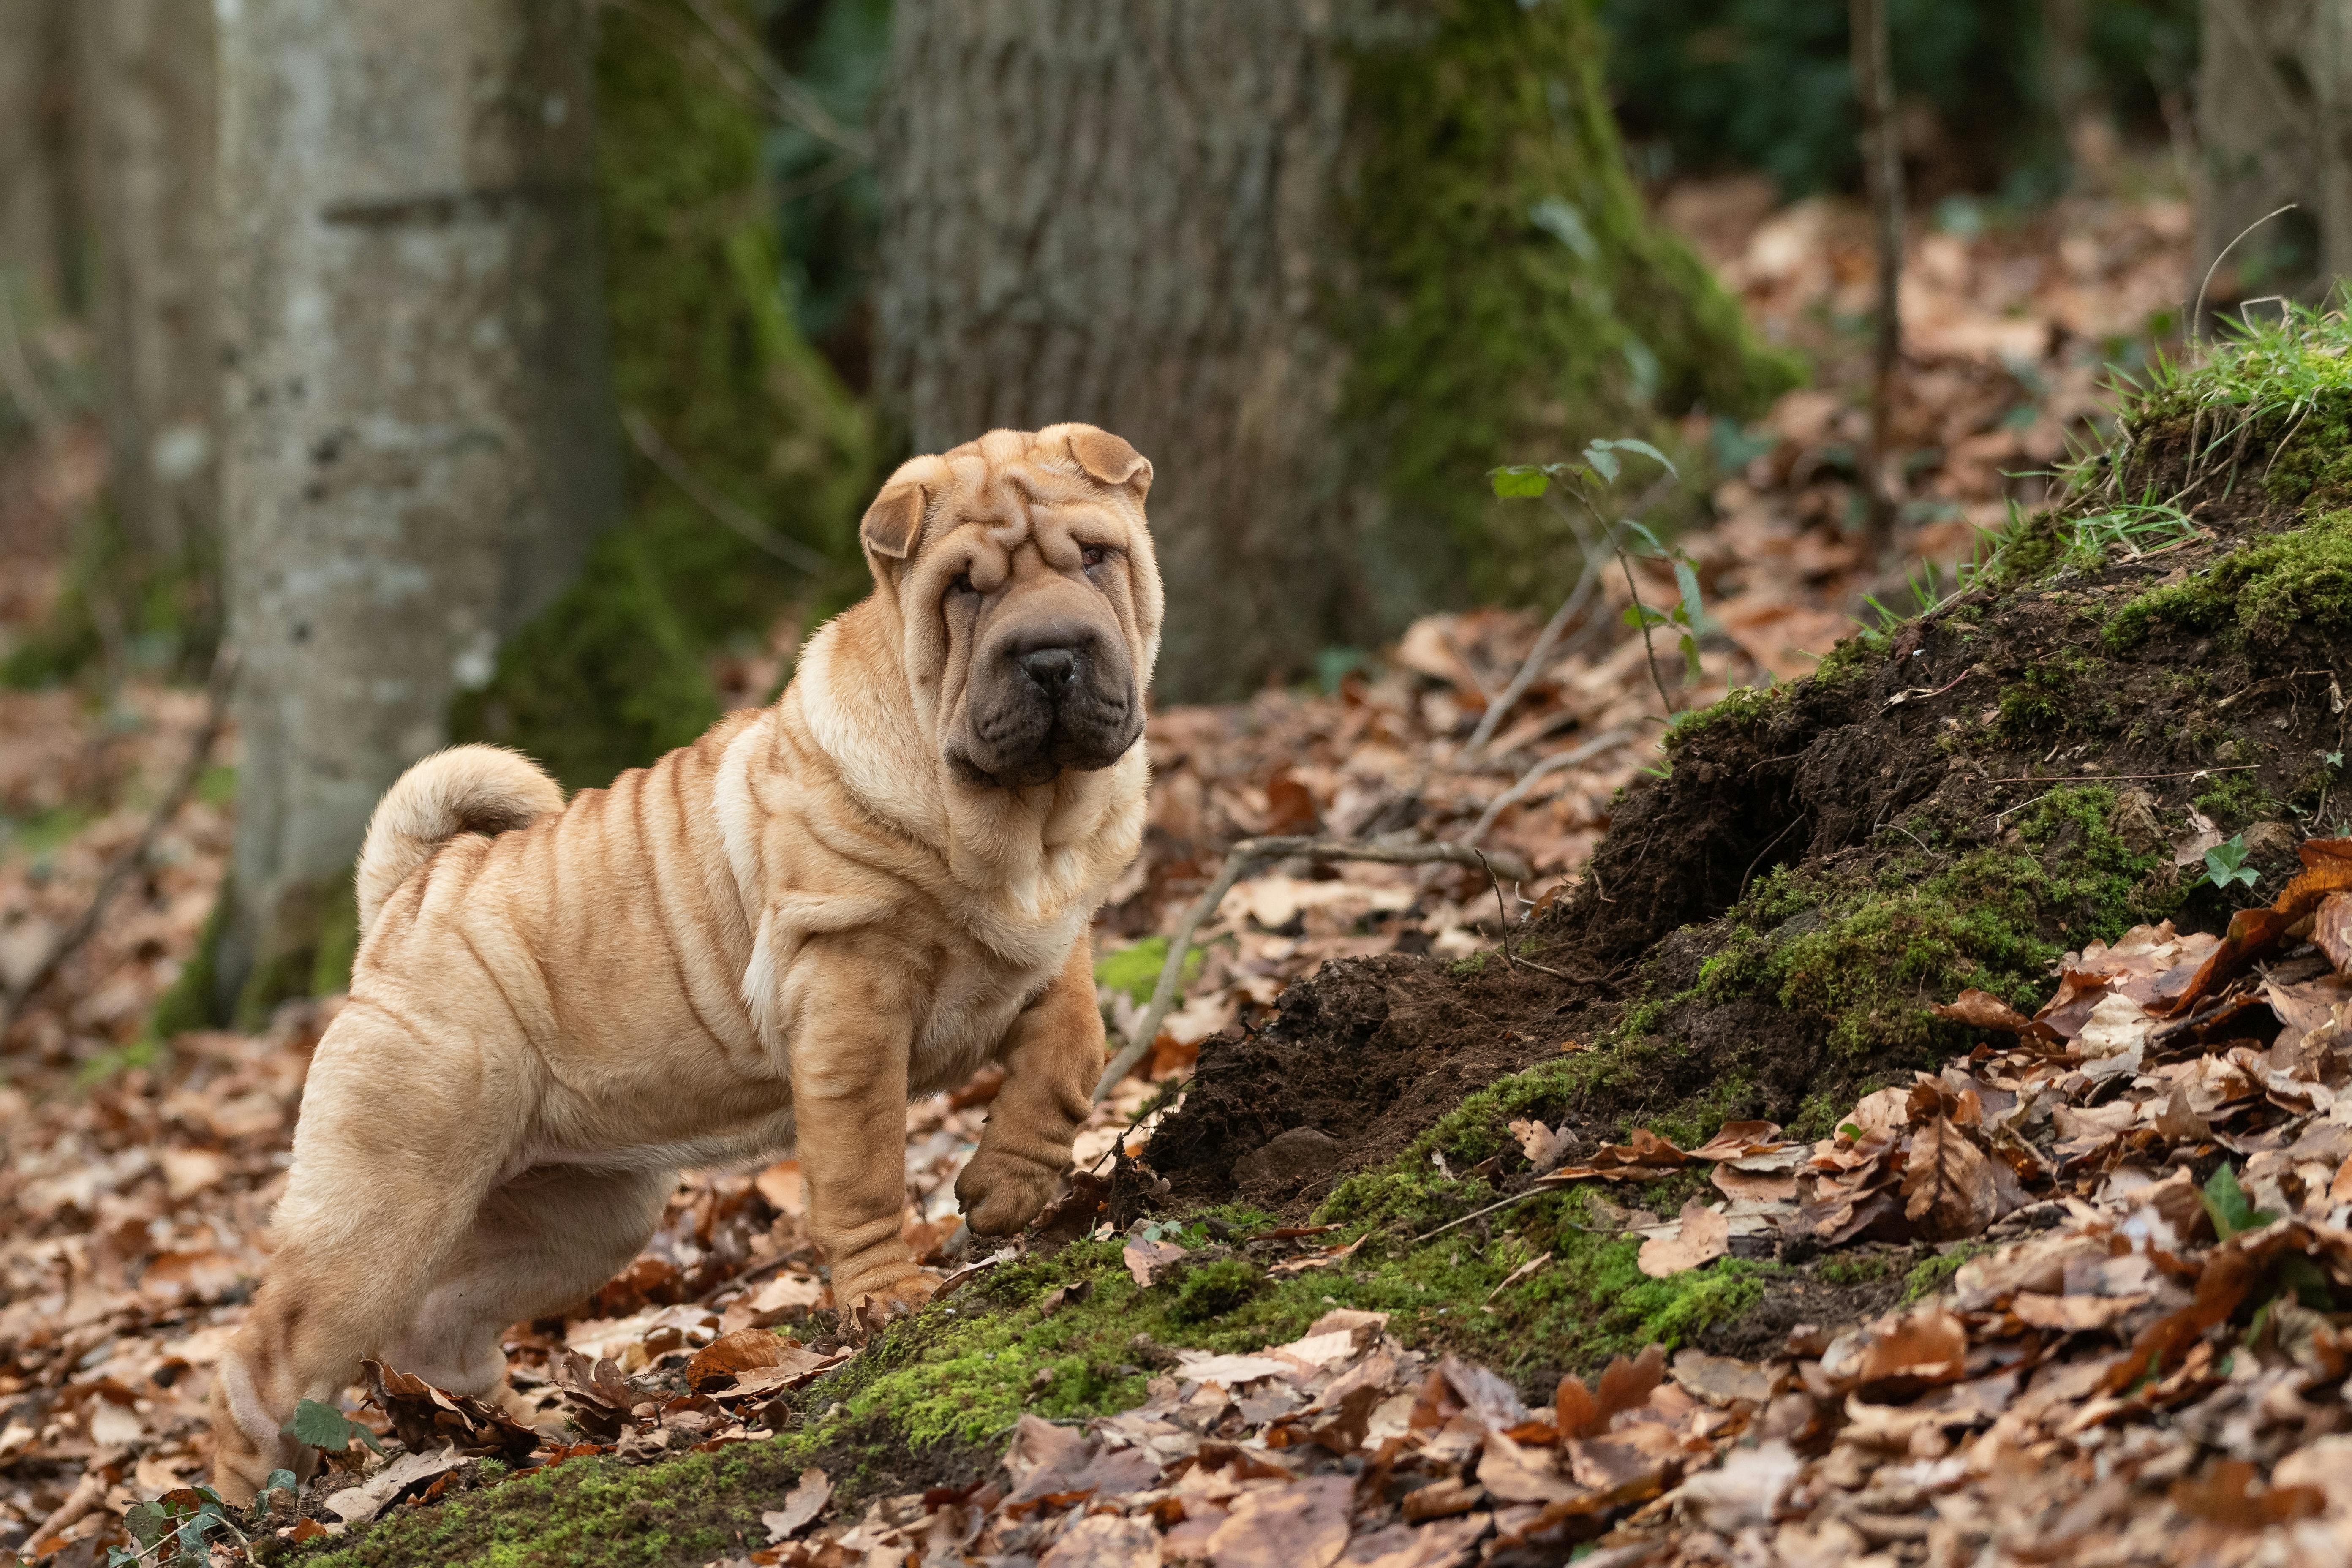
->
left=2203, top=835, right=2259, bottom=893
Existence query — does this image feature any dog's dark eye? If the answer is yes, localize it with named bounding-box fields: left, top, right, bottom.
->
left=1080, top=545, right=1107, bottom=568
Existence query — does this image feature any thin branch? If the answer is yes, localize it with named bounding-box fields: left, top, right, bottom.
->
left=1463, top=726, right=1639, bottom=848
left=1476, top=851, right=1567, bottom=979
left=1558, top=482, right=1682, bottom=719
left=1463, top=504, right=1609, bottom=761
left=1851, top=0, right=1904, bottom=547
left=678, top=0, right=873, bottom=157
left=1, top=649, right=238, bottom=1045
left=622, top=411, right=834, bottom=576
left=1093, top=837, right=1535, bottom=1102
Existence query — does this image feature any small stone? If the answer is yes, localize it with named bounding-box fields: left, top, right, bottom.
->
left=1233, top=1126, right=1342, bottom=1194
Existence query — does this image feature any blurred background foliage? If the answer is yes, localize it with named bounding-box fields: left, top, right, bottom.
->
left=1605, top=0, right=2199, bottom=203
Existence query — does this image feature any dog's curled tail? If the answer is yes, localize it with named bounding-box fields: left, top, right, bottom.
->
left=355, top=745, right=564, bottom=938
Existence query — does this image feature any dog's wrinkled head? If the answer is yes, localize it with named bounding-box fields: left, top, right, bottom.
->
left=860, top=425, right=1163, bottom=790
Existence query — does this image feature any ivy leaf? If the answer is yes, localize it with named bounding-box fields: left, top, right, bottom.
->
left=1622, top=518, right=1667, bottom=556
left=1678, top=630, right=1704, bottom=686
left=1580, top=442, right=1621, bottom=484
left=284, top=1398, right=383, bottom=1454
left=2200, top=1162, right=2277, bottom=1241
left=2204, top=835, right=2259, bottom=892
left=1489, top=465, right=1551, bottom=499
left=1621, top=603, right=1671, bottom=630
left=122, top=1499, right=172, bottom=1550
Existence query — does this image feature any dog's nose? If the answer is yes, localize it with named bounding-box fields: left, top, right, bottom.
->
left=1018, top=647, right=1079, bottom=689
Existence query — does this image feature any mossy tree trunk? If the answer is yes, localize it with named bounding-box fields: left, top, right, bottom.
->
left=875, top=0, right=1794, bottom=702
left=0, top=0, right=78, bottom=325
left=449, top=0, right=873, bottom=793
left=213, top=0, right=623, bottom=1024
left=2192, top=0, right=2347, bottom=317
left=74, top=0, right=224, bottom=646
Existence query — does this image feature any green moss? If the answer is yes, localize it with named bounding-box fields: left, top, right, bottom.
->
left=146, top=878, right=230, bottom=1039
left=1092, top=937, right=1203, bottom=1009
left=1815, top=1255, right=1891, bottom=1287
left=1994, top=656, right=2094, bottom=742
left=449, top=0, right=871, bottom=792
left=297, top=1434, right=833, bottom=1568
left=1663, top=683, right=1788, bottom=751
left=1808, top=634, right=1881, bottom=688
left=2107, top=509, right=2352, bottom=656
left=1902, top=1242, right=1993, bottom=1304
left=1699, top=787, right=2166, bottom=1057
left=1339, top=0, right=1800, bottom=612
left=2193, top=770, right=2276, bottom=828
left=1170, top=1259, right=1267, bottom=1324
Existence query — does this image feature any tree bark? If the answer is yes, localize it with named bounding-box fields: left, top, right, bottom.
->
left=214, top=0, right=622, bottom=1021
left=2192, top=0, right=2333, bottom=321
left=875, top=0, right=1793, bottom=702
left=0, top=0, right=77, bottom=320
left=74, top=0, right=223, bottom=591
left=877, top=2, right=1370, bottom=702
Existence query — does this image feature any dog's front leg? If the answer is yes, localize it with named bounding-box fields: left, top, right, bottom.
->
left=789, top=953, right=934, bottom=1336
left=957, top=932, right=1101, bottom=1236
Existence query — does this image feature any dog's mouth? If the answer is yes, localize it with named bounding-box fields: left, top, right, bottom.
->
left=950, top=639, right=1140, bottom=789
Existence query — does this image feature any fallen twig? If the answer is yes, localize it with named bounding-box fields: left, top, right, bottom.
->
left=1, top=649, right=237, bottom=1045
left=1463, top=725, right=1637, bottom=847
left=1475, top=850, right=1568, bottom=979
left=1093, top=836, right=1533, bottom=1101
left=623, top=410, right=834, bottom=576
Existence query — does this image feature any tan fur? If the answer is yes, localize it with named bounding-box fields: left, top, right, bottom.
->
left=354, top=745, right=566, bottom=938
left=209, top=425, right=1162, bottom=1503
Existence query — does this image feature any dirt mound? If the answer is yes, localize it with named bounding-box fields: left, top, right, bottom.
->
left=1152, top=400, right=2347, bottom=1212
left=1142, top=954, right=1575, bottom=1213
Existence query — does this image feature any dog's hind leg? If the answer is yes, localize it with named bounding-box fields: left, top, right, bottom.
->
left=382, top=1164, right=672, bottom=1403
left=207, top=1001, right=522, bottom=1505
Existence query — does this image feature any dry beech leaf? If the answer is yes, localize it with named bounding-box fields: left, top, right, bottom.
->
left=1900, top=1117, right=1998, bottom=1240
left=1508, top=1117, right=1572, bottom=1174
left=762, top=1466, right=832, bottom=1542
left=1637, top=1198, right=1729, bottom=1278
left=1682, top=1120, right=1787, bottom=1162
left=2317, top=891, right=2352, bottom=976
left=1123, top=1231, right=1189, bottom=1288
left=1853, top=1309, right=1968, bottom=1396
left=1932, top=988, right=2033, bottom=1032
left=1206, top=1475, right=1354, bottom=1568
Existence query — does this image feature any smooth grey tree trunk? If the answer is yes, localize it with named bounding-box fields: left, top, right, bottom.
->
left=874, top=2, right=1383, bottom=702
left=75, top=0, right=223, bottom=572
left=2193, top=0, right=2346, bottom=316
left=0, top=0, right=76, bottom=318
left=215, top=0, right=623, bottom=1017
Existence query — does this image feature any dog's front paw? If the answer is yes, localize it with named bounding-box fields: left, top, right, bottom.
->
left=956, top=1149, right=1066, bottom=1237
left=843, top=1271, right=940, bottom=1343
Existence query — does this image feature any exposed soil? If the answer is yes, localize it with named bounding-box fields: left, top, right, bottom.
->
left=1142, top=954, right=1582, bottom=1214
left=1151, top=421, right=2343, bottom=1228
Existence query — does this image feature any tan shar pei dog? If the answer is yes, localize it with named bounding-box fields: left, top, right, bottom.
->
left=210, top=424, right=1160, bottom=1502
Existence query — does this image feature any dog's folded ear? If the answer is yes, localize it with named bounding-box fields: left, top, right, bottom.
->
left=1065, top=427, right=1153, bottom=500
left=860, top=481, right=928, bottom=561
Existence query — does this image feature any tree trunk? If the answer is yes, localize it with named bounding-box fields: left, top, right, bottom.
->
left=0, top=0, right=77, bottom=320
left=74, top=0, right=223, bottom=618
left=214, top=0, right=622, bottom=1022
left=876, top=0, right=1794, bottom=703
left=2192, top=0, right=2333, bottom=320
left=447, top=0, right=873, bottom=794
